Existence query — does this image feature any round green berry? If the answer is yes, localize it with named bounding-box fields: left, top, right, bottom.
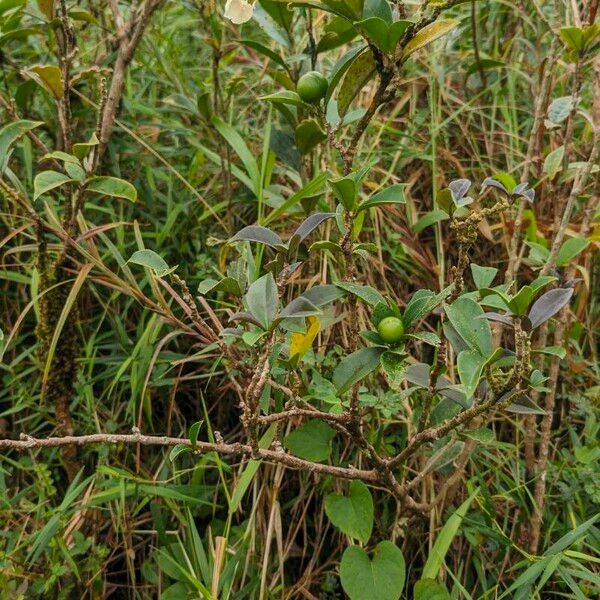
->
left=377, top=316, right=405, bottom=344
left=296, top=71, right=328, bottom=104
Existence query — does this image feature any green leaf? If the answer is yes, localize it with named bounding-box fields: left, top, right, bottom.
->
left=404, top=287, right=451, bottom=330
left=508, top=285, right=534, bottom=316
left=261, top=90, right=307, bottom=108
left=335, top=281, right=386, bottom=307
left=287, top=210, right=329, bottom=246
left=69, top=8, right=98, bottom=24
left=457, top=348, right=486, bottom=400
left=533, top=345, right=566, bottom=359
left=230, top=425, right=277, bottom=511
left=328, top=174, right=358, bottom=210
left=414, top=579, right=451, bottom=600
left=546, top=514, right=599, bottom=556
left=265, top=172, right=328, bottom=223
left=284, top=420, right=336, bottom=462
left=543, top=145, right=565, bottom=180
left=412, top=209, right=449, bottom=233
left=72, top=132, right=99, bottom=160
left=362, top=0, right=392, bottom=22
left=381, top=350, right=408, bottom=390
left=211, top=116, right=260, bottom=192
left=505, top=394, right=545, bottom=415
left=0, top=119, right=43, bottom=161
left=462, top=427, right=495, bottom=444
left=354, top=18, right=411, bottom=54
left=198, top=276, right=242, bottom=296
left=86, top=176, right=137, bottom=202
left=445, top=296, right=493, bottom=357
left=325, top=43, right=366, bottom=104
left=340, top=541, right=406, bottom=600
left=559, top=26, right=584, bottom=52
left=406, top=331, right=441, bottom=346
left=33, top=170, right=75, bottom=200
left=479, top=287, right=512, bottom=311
left=333, top=346, right=385, bottom=394
left=337, top=48, right=377, bottom=116
left=241, top=39, right=289, bottom=72
left=242, top=329, right=267, bottom=346
left=128, top=249, right=171, bottom=275
left=422, top=490, right=477, bottom=579
left=556, top=237, right=589, bottom=267
left=357, top=183, right=406, bottom=212
left=169, top=444, right=191, bottom=462
left=471, top=264, right=498, bottom=289
left=188, top=421, right=203, bottom=447
left=402, top=19, right=459, bottom=57
left=245, top=273, right=279, bottom=330
left=295, top=118, right=327, bottom=154
left=324, top=480, right=373, bottom=542
left=548, top=96, right=574, bottom=124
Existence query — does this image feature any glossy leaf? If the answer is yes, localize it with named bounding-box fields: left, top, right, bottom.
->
left=33, top=171, right=75, bottom=200
left=337, top=48, right=376, bottom=116
left=357, top=183, right=406, bottom=212
left=0, top=120, right=43, bottom=161
left=86, top=176, right=137, bottom=202
left=335, top=281, right=386, bottom=307
left=23, top=64, right=63, bottom=98
left=295, top=118, right=326, bottom=154
left=402, top=19, right=459, bottom=57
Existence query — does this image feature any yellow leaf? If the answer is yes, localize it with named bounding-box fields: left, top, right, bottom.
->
left=23, top=65, right=64, bottom=99
left=37, top=0, right=55, bottom=20
left=290, top=316, right=320, bottom=364
left=402, top=19, right=459, bottom=57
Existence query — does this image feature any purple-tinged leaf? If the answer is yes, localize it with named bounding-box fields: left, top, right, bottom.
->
left=230, top=225, right=284, bottom=248
left=293, top=212, right=336, bottom=241
left=478, top=312, right=514, bottom=326
left=448, top=178, right=471, bottom=200
left=527, top=287, right=574, bottom=329
left=482, top=177, right=509, bottom=195
left=280, top=296, right=321, bottom=319
left=228, top=311, right=265, bottom=328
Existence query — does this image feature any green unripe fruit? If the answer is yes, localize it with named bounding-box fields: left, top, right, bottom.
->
left=377, top=316, right=405, bottom=344
left=296, top=71, right=328, bottom=104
